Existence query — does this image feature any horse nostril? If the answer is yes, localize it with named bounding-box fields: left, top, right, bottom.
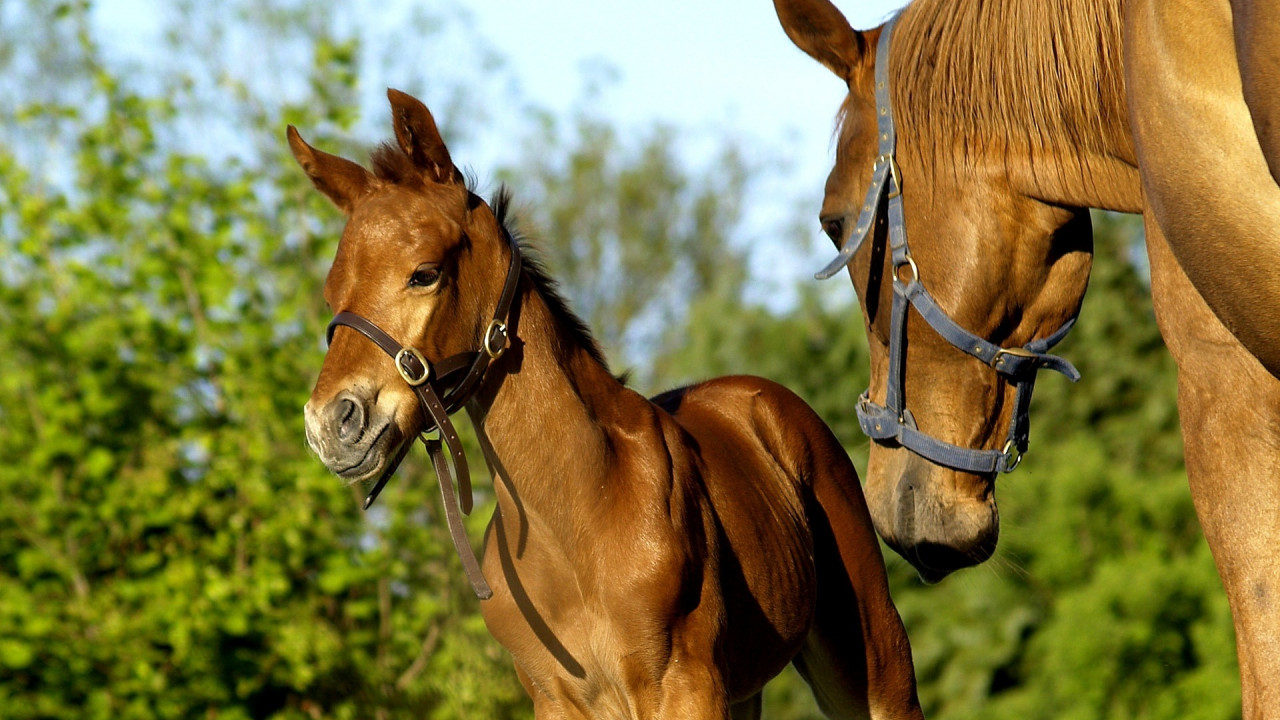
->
left=331, top=394, right=367, bottom=444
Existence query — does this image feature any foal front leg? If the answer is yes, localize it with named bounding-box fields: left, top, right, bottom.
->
left=652, top=658, right=732, bottom=720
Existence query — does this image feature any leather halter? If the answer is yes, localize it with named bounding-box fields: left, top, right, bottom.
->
left=324, top=221, right=523, bottom=599
left=816, top=15, right=1080, bottom=474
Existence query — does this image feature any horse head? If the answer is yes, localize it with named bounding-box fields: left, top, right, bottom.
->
left=776, top=0, right=1102, bottom=581
left=291, top=90, right=515, bottom=489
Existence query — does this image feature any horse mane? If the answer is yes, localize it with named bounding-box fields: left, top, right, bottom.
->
left=489, top=186, right=614, bottom=374
left=880, top=0, right=1128, bottom=181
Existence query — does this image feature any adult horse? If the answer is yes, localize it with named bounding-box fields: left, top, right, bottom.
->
left=773, top=0, right=1280, bottom=715
left=291, top=89, right=923, bottom=719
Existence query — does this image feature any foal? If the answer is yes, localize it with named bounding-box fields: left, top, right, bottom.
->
left=294, top=89, right=922, bottom=720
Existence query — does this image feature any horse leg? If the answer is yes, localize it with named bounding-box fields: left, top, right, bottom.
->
left=1229, top=0, right=1280, bottom=183
left=512, top=662, right=567, bottom=720
left=729, top=692, right=762, bottom=720
left=1147, top=214, right=1280, bottom=719
left=794, top=454, right=923, bottom=720
left=650, top=656, right=731, bottom=720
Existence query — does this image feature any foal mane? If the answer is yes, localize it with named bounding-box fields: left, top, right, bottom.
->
left=877, top=0, right=1128, bottom=182
left=489, top=186, right=613, bottom=374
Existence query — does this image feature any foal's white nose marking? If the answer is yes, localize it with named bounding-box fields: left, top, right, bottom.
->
left=303, top=401, right=327, bottom=457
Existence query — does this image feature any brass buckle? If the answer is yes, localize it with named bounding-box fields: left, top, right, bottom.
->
left=990, top=346, right=1038, bottom=370
left=483, top=320, right=509, bottom=359
left=394, top=347, right=431, bottom=386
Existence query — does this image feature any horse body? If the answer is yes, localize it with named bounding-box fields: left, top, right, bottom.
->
left=776, top=0, right=1280, bottom=714
left=1129, top=0, right=1280, bottom=375
left=293, top=90, right=922, bottom=719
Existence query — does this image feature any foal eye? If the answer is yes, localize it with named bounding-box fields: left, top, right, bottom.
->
left=408, top=265, right=442, bottom=288
left=821, top=217, right=844, bottom=244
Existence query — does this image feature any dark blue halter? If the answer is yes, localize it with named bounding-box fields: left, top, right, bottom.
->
left=817, top=15, right=1080, bottom=475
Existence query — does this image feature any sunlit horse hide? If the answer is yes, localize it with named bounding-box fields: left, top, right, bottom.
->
left=774, top=0, right=1280, bottom=716
left=291, top=89, right=924, bottom=720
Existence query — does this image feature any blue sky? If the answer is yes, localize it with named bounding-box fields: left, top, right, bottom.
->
left=464, top=0, right=907, bottom=186
left=459, top=0, right=908, bottom=300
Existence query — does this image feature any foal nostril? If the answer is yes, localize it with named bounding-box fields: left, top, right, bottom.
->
left=330, top=393, right=368, bottom=444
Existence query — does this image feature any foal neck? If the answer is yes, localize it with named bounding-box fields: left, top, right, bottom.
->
left=469, top=278, right=627, bottom=517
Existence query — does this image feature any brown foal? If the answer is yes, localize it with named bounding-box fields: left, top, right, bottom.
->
left=293, top=90, right=923, bottom=719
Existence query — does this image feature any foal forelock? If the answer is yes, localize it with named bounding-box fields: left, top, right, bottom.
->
left=877, top=0, right=1128, bottom=182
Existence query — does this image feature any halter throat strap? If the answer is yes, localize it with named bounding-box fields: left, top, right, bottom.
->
left=817, top=16, right=1081, bottom=475
left=322, top=227, right=523, bottom=599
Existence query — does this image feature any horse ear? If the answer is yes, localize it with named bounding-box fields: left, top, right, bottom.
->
left=387, top=88, right=458, bottom=184
left=286, top=125, right=376, bottom=214
left=773, top=0, right=870, bottom=82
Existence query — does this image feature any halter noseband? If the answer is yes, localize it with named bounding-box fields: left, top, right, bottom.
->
left=816, top=16, right=1080, bottom=475
left=323, top=222, right=523, bottom=599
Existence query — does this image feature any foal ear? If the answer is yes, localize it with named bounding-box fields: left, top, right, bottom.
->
left=774, top=0, right=870, bottom=82
left=387, top=88, right=458, bottom=184
left=286, top=125, right=375, bottom=214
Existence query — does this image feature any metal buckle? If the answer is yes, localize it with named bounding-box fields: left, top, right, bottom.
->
left=394, top=347, right=431, bottom=386
left=876, top=154, right=902, bottom=199
left=1001, top=440, right=1023, bottom=472
left=990, top=346, right=1038, bottom=371
left=483, top=320, right=509, bottom=359
left=893, top=255, right=919, bottom=286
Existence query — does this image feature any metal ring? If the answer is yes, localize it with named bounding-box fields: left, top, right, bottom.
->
left=1001, top=440, right=1023, bottom=473
left=877, top=154, right=903, bottom=199
left=893, top=255, right=919, bottom=286
left=394, top=347, right=431, bottom=386
left=483, top=320, right=509, bottom=359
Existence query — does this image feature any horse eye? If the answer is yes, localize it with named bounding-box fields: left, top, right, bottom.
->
left=821, top=217, right=844, bottom=244
left=409, top=265, right=442, bottom=288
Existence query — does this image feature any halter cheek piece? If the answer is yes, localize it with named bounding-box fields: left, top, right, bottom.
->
left=323, top=221, right=522, bottom=599
left=816, top=16, right=1081, bottom=475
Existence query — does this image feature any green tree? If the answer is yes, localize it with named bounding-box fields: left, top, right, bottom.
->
left=1, top=2, right=528, bottom=717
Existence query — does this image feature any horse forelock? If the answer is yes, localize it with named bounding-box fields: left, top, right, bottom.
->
left=883, top=0, right=1128, bottom=183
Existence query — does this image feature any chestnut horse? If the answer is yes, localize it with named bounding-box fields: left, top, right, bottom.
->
left=291, top=90, right=923, bottom=719
left=774, top=0, right=1280, bottom=715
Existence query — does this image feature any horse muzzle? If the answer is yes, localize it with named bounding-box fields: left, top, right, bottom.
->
left=304, top=389, right=410, bottom=483
left=866, top=449, right=1000, bottom=582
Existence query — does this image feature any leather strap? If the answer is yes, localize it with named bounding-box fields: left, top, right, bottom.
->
left=816, top=15, right=1081, bottom=474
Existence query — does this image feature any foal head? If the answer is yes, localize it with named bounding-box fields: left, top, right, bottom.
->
left=777, top=0, right=1099, bottom=580
left=292, top=90, right=513, bottom=485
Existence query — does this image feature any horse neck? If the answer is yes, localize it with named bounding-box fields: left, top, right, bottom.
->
left=893, top=0, right=1143, bottom=212
left=470, top=279, right=622, bottom=524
